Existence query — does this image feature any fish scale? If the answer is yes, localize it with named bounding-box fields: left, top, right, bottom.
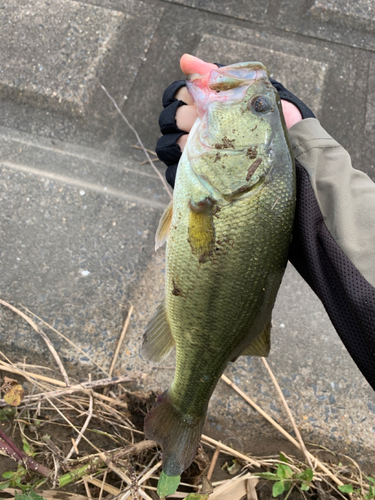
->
left=142, top=59, right=295, bottom=477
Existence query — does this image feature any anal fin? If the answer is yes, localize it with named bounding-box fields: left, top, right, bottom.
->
left=142, top=301, right=175, bottom=362
left=240, top=321, right=271, bottom=357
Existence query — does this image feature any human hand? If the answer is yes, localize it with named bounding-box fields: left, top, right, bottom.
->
left=156, top=55, right=315, bottom=187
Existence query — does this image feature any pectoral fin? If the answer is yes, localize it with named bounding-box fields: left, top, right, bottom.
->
left=240, top=322, right=271, bottom=357
left=142, top=301, right=175, bottom=362
left=155, top=200, right=173, bottom=251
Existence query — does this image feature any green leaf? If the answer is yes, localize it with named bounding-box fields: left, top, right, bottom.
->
left=367, top=477, right=375, bottom=485
left=276, top=465, right=285, bottom=479
left=184, top=495, right=209, bottom=500
left=157, top=471, right=180, bottom=498
left=272, top=481, right=286, bottom=497
left=2, top=471, right=15, bottom=479
left=0, top=407, right=16, bottom=420
left=0, top=481, right=11, bottom=491
left=301, top=481, right=310, bottom=491
left=279, top=452, right=288, bottom=463
left=284, top=481, right=292, bottom=491
left=297, top=468, right=313, bottom=482
left=227, top=459, right=241, bottom=475
left=277, top=464, right=293, bottom=479
left=22, top=439, right=34, bottom=457
left=338, top=484, right=354, bottom=494
left=15, top=491, right=46, bottom=500
left=257, top=472, right=279, bottom=481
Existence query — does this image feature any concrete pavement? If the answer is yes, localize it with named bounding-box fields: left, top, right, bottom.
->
left=1, top=0, right=375, bottom=468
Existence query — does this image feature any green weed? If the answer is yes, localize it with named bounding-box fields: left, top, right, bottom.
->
left=257, top=453, right=313, bottom=497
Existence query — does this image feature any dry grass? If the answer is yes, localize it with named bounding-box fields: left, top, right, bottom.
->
left=0, top=300, right=372, bottom=500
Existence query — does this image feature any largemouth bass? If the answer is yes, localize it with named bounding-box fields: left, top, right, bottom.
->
left=143, top=56, right=296, bottom=477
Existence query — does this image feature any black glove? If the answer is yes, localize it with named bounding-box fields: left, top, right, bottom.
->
left=156, top=71, right=315, bottom=188
left=156, top=79, right=188, bottom=188
left=270, top=78, right=315, bottom=121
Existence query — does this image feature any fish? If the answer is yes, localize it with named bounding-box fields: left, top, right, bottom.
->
left=142, top=55, right=296, bottom=477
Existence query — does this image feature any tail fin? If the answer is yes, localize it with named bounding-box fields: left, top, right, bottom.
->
left=144, top=390, right=205, bottom=476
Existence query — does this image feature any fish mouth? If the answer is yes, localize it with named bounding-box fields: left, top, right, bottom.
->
left=187, top=62, right=268, bottom=90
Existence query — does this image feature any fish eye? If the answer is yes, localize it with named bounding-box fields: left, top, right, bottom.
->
left=249, top=95, right=273, bottom=113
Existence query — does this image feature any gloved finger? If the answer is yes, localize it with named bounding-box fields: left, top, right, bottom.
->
left=156, top=132, right=186, bottom=166
left=175, top=87, right=194, bottom=105
left=162, top=80, right=187, bottom=108
left=159, top=100, right=186, bottom=135
left=177, top=134, right=188, bottom=152
left=176, top=104, right=197, bottom=132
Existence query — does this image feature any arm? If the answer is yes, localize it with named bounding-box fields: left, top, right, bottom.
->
left=289, top=118, right=375, bottom=288
left=288, top=118, right=375, bottom=390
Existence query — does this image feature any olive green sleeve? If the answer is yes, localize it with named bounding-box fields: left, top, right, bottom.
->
left=288, top=118, right=375, bottom=287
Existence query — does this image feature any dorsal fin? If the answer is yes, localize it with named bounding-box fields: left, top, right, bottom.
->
left=155, top=200, right=173, bottom=251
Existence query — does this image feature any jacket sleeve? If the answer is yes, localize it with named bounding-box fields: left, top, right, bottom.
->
left=287, top=118, right=375, bottom=390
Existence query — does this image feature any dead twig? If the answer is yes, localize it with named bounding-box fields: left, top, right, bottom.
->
left=105, top=305, right=134, bottom=398
left=109, top=305, right=133, bottom=378
left=220, top=374, right=343, bottom=486
left=0, top=299, right=70, bottom=386
left=46, top=396, right=103, bottom=457
left=137, top=457, right=162, bottom=484
left=0, top=361, right=65, bottom=389
left=0, top=373, right=134, bottom=408
left=21, top=306, right=109, bottom=376
left=104, top=458, right=133, bottom=486
left=131, top=145, right=158, bottom=157
left=65, top=386, right=94, bottom=461
left=85, top=474, right=120, bottom=496
left=58, top=440, right=157, bottom=487
left=83, top=477, right=93, bottom=500
left=139, top=159, right=161, bottom=165
left=207, top=444, right=221, bottom=481
left=100, top=84, right=173, bottom=200
left=99, top=470, right=109, bottom=499
left=261, top=357, right=313, bottom=469
left=201, top=434, right=261, bottom=468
